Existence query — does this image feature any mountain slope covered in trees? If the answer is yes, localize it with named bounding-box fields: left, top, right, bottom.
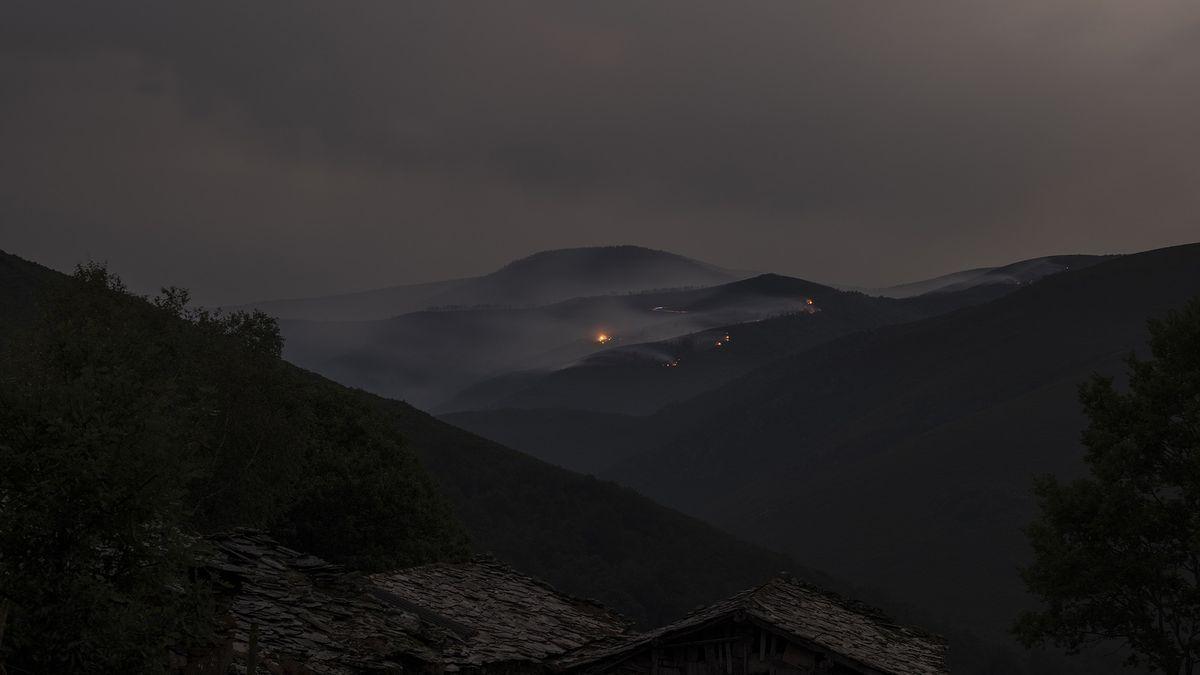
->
left=603, top=243, right=1200, bottom=642
left=0, top=258, right=469, bottom=670
left=873, top=254, right=1108, bottom=298
left=0, top=249, right=810, bottom=630
left=0, top=248, right=1132, bottom=673
left=440, top=281, right=1019, bottom=425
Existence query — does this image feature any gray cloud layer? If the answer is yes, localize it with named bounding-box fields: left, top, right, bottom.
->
left=2, top=1, right=1198, bottom=303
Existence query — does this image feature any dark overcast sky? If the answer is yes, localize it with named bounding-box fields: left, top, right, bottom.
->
left=2, top=2, right=1198, bottom=304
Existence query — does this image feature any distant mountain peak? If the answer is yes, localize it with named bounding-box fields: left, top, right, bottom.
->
left=239, top=245, right=745, bottom=321
left=494, top=245, right=729, bottom=275
left=875, top=254, right=1112, bottom=298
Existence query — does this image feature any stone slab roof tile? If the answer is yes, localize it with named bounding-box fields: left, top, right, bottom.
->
left=206, top=529, right=455, bottom=674
left=370, top=557, right=631, bottom=668
left=561, top=577, right=947, bottom=675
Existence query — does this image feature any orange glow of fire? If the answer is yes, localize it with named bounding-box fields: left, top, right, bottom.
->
left=806, top=298, right=815, bottom=305
left=596, top=333, right=612, bottom=344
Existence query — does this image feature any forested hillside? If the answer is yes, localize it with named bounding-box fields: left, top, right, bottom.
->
left=0, top=257, right=468, bottom=670
left=439, top=282, right=1031, bottom=473
left=606, top=243, right=1200, bottom=644
left=0, top=251, right=814, bottom=647
left=0, top=249, right=1133, bottom=673
left=369, top=395, right=808, bottom=625
left=875, top=254, right=1107, bottom=298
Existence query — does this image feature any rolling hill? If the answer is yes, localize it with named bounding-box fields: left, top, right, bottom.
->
left=599, top=243, right=1200, bottom=641
left=0, top=246, right=1130, bottom=672
left=242, top=246, right=744, bottom=321
left=0, top=248, right=810, bottom=628
left=0, top=246, right=63, bottom=328
left=281, top=273, right=843, bottom=409
left=439, top=279, right=1016, bottom=417
left=874, top=254, right=1109, bottom=298
left=439, top=407, right=650, bottom=474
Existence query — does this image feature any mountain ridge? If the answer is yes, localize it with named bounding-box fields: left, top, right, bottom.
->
left=600, top=242, right=1200, bottom=640
left=0, top=247, right=820, bottom=629
left=436, top=279, right=1016, bottom=417
left=278, top=271, right=849, bottom=410
left=873, top=254, right=1110, bottom=298
left=240, top=246, right=745, bottom=322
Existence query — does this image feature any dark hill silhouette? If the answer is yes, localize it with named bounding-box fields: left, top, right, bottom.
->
left=601, top=243, right=1200, bottom=642
left=0, top=248, right=61, bottom=328
left=874, top=254, right=1109, bottom=298
left=242, top=246, right=743, bottom=321
left=440, top=407, right=649, bottom=474
left=439, top=280, right=1014, bottom=417
left=366, top=393, right=811, bottom=626
left=0, top=247, right=1126, bottom=673
left=0, top=248, right=814, bottom=629
left=281, top=273, right=849, bottom=409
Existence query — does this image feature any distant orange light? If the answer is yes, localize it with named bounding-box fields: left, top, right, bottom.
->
left=806, top=298, right=814, bottom=305
left=596, top=333, right=612, bottom=344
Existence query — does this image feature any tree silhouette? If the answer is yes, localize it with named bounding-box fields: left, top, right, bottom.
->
left=1017, top=298, right=1200, bottom=674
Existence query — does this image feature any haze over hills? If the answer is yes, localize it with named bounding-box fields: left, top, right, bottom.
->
left=0, top=248, right=810, bottom=629
left=1, top=245, right=1149, bottom=673
left=436, top=266, right=1091, bottom=475
left=242, top=246, right=745, bottom=322
left=594, top=243, right=1200, bottom=642
left=437, top=278, right=1017, bottom=417
left=260, top=247, right=1108, bottom=413
left=12, top=0, right=1200, bottom=669
left=872, top=254, right=1109, bottom=298
left=280, top=272, right=828, bottom=409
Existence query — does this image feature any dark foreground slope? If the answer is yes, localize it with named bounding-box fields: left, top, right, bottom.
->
left=388, top=395, right=1117, bottom=673
left=366, top=394, right=806, bottom=626
left=0, top=252, right=469, bottom=571
left=244, top=245, right=743, bottom=321
left=0, top=255, right=478, bottom=669
left=440, top=407, right=650, bottom=474
left=438, top=284, right=1019, bottom=475
left=0, top=250, right=805, bottom=628
left=0, top=247, right=61, bottom=327
left=607, top=243, right=1200, bottom=639
left=0, top=249, right=1118, bottom=673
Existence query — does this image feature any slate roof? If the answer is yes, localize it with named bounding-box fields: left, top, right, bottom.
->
left=204, top=533, right=943, bottom=675
left=206, top=529, right=453, bottom=674
left=561, top=576, right=948, bottom=675
left=370, top=558, right=631, bottom=669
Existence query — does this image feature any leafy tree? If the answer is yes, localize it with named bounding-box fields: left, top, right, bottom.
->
left=0, top=263, right=467, bottom=671
left=1016, top=298, right=1200, bottom=674
left=0, top=265, right=215, bottom=671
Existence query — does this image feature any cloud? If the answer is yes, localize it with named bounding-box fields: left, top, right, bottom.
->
left=2, top=1, right=1199, bottom=302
